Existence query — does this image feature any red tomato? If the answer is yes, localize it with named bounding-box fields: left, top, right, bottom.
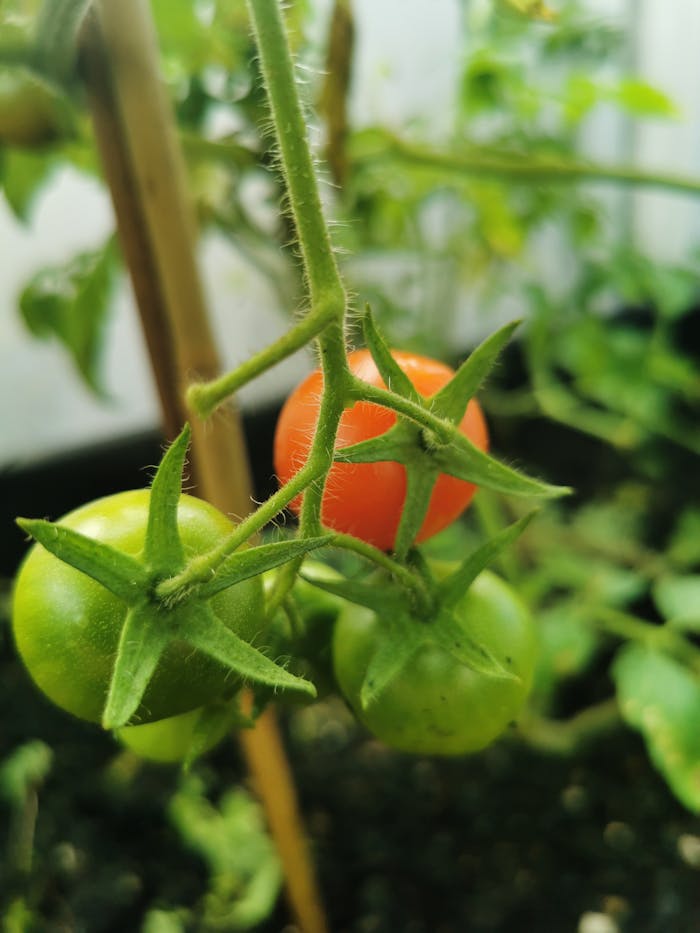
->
left=273, top=349, right=489, bottom=550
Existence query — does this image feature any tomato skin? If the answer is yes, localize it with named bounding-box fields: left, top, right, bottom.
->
left=332, top=571, right=536, bottom=756
left=12, top=490, right=263, bottom=725
left=273, top=349, right=489, bottom=551
left=116, top=706, right=233, bottom=764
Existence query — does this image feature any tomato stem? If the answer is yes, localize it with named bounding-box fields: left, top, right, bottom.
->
left=155, top=461, right=322, bottom=602
left=186, top=304, right=335, bottom=418
left=330, top=532, right=434, bottom=610
left=246, top=0, right=344, bottom=312
left=586, top=605, right=700, bottom=674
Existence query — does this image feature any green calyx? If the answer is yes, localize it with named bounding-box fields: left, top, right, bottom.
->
left=304, top=513, right=534, bottom=708
left=336, top=312, right=570, bottom=560
left=16, top=425, right=329, bottom=729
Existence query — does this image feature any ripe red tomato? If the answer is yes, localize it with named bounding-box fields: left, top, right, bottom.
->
left=274, top=349, right=488, bottom=550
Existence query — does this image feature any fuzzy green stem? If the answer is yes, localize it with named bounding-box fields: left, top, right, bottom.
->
left=187, top=310, right=333, bottom=418
left=155, top=462, right=321, bottom=601
left=331, top=532, right=432, bottom=605
left=246, top=0, right=343, bottom=309
left=517, top=699, right=621, bottom=756
left=349, top=377, right=454, bottom=441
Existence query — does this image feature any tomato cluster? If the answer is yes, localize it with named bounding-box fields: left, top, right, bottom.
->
left=12, top=347, right=537, bottom=761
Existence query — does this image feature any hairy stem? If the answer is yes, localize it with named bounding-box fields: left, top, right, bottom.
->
left=187, top=308, right=333, bottom=419
left=155, top=462, right=321, bottom=601
left=246, top=0, right=344, bottom=309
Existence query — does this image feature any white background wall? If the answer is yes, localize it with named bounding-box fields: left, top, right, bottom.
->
left=1, top=0, right=699, bottom=468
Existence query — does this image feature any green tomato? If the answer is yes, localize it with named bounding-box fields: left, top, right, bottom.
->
left=266, top=560, right=347, bottom=699
left=116, top=705, right=234, bottom=764
left=0, top=68, right=73, bottom=147
left=332, top=570, right=537, bottom=756
left=12, top=490, right=264, bottom=725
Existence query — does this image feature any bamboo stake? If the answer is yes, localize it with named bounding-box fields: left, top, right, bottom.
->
left=80, top=4, right=328, bottom=931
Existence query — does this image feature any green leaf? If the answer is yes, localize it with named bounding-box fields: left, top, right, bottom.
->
left=433, top=431, right=570, bottom=499
left=668, top=509, right=700, bottom=569
left=16, top=517, right=148, bottom=602
left=19, top=240, right=117, bottom=394
left=652, top=575, right=700, bottom=631
left=144, top=425, right=190, bottom=574
left=168, top=779, right=282, bottom=929
left=102, top=602, right=172, bottom=729
left=613, top=644, right=700, bottom=813
left=614, top=78, right=678, bottom=118
left=197, top=536, right=334, bottom=600
left=360, top=613, right=424, bottom=708
left=0, top=741, right=53, bottom=806
left=141, top=910, right=187, bottom=933
left=439, top=513, right=535, bottom=610
left=431, top=320, right=520, bottom=423
left=183, top=602, right=316, bottom=700
left=297, top=573, right=399, bottom=615
left=1, top=148, right=55, bottom=221
left=497, top=0, right=557, bottom=21
left=361, top=306, right=421, bottom=402
left=333, top=431, right=415, bottom=464
left=430, top=609, right=520, bottom=681
left=530, top=603, right=600, bottom=706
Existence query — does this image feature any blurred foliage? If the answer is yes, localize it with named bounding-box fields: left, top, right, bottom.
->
left=165, top=776, right=282, bottom=930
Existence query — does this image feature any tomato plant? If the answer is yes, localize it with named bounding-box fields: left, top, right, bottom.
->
left=274, top=349, right=489, bottom=551
left=12, top=489, right=264, bottom=725
left=332, top=570, right=537, bottom=755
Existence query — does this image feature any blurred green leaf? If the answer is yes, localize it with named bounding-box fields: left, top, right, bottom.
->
left=169, top=776, right=282, bottom=930
left=531, top=602, right=600, bottom=707
left=141, top=909, right=188, bottom=933
left=652, top=575, right=700, bottom=631
left=0, top=740, right=52, bottom=806
left=613, top=644, right=700, bottom=813
left=1, top=147, right=55, bottom=220
left=667, top=510, right=700, bottom=569
left=19, top=238, right=117, bottom=394
left=614, top=78, right=678, bottom=118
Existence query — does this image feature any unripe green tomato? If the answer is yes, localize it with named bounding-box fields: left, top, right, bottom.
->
left=12, top=490, right=264, bottom=725
left=0, top=68, right=73, bottom=147
left=116, top=706, right=233, bottom=764
left=332, top=570, right=536, bottom=756
left=266, top=560, right=347, bottom=699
